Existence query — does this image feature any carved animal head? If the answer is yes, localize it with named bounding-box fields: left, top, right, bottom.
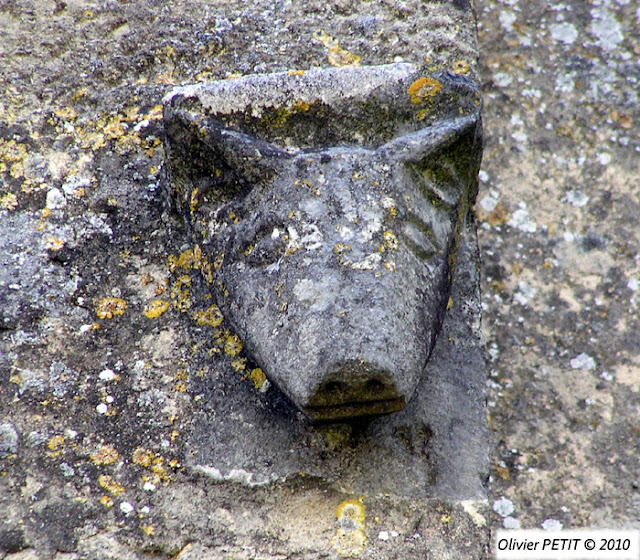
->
left=163, top=64, right=482, bottom=421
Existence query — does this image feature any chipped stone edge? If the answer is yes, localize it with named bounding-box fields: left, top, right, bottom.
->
left=162, top=63, right=418, bottom=118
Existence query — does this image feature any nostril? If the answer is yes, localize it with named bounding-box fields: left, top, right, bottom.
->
left=305, top=367, right=406, bottom=421
left=323, top=381, right=346, bottom=393
left=364, top=379, right=386, bottom=393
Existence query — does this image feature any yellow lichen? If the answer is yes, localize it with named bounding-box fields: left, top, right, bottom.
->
left=0, top=139, right=27, bottom=162
left=47, top=435, right=65, bottom=455
left=232, top=358, right=247, bottom=372
left=181, top=246, right=202, bottom=268
left=132, top=448, right=155, bottom=468
left=45, top=237, right=65, bottom=252
left=190, top=187, right=199, bottom=213
left=96, top=297, right=128, bottom=319
left=334, top=242, right=352, bottom=255
left=147, top=105, right=164, bottom=121
left=224, top=334, right=243, bottom=357
left=332, top=529, right=366, bottom=557
left=0, top=193, right=18, bottom=211
left=335, top=498, right=366, bottom=526
left=91, top=445, right=120, bottom=466
left=193, top=305, right=224, bottom=328
left=144, top=299, right=170, bottom=319
left=212, top=328, right=229, bottom=348
left=100, top=495, right=114, bottom=508
left=98, top=474, right=125, bottom=495
left=134, top=453, right=175, bottom=485
left=55, top=107, right=78, bottom=121
left=72, top=88, right=88, bottom=102
left=384, top=261, right=396, bottom=273
left=249, top=368, right=268, bottom=391
left=171, top=275, right=192, bottom=312
left=453, top=60, right=470, bottom=75
left=104, top=115, right=126, bottom=139
left=9, top=161, right=24, bottom=179
left=408, top=76, right=442, bottom=105
left=151, top=458, right=166, bottom=476
left=142, top=524, right=155, bottom=536
left=332, top=497, right=366, bottom=557
left=382, top=230, right=398, bottom=250
left=313, top=29, right=361, bottom=68
left=212, top=253, right=224, bottom=270
left=80, top=131, right=106, bottom=151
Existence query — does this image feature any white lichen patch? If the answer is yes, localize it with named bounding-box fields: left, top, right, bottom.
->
left=541, top=518, right=563, bottom=531
left=46, top=187, right=67, bottom=210
left=99, top=369, right=117, bottom=382
left=563, top=190, right=589, bottom=207
left=338, top=252, right=382, bottom=271
left=549, top=22, right=578, bottom=45
left=555, top=73, right=576, bottom=93
left=461, top=501, right=487, bottom=527
left=285, top=226, right=300, bottom=254
left=352, top=253, right=382, bottom=270
left=479, top=191, right=500, bottom=212
left=493, top=496, right=515, bottom=517
left=293, top=278, right=331, bottom=312
left=503, top=516, right=521, bottom=530
left=358, top=211, right=382, bottom=242
left=299, top=223, right=323, bottom=251
left=514, top=281, right=537, bottom=306
left=493, top=72, right=513, bottom=88
left=499, top=11, right=517, bottom=32
left=338, top=225, right=354, bottom=241
left=570, top=353, right=596, bottom=371
left=507, top=207, right=537, bottom=233
left=167, top=64, right=416, bottom=120
left=590, top=8, right=624, bottom=51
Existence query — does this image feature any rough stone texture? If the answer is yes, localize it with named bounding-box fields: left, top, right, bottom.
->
left=0, top=1, right=492, bottom=559
left=475, top=0, right=640, bottom=535
left=7, top=0, right=638, bottom=557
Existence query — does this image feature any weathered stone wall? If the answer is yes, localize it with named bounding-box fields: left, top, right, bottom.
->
left=2, top=0, right=638, bottom=558
left=475, top=0, right=640, bottom=533
left=1, top=1, right=492, bottom=559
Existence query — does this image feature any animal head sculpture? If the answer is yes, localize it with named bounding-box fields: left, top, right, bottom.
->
left=163, top=64, right=482, bottom=421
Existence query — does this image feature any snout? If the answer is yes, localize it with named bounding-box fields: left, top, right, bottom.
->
left=303, top=360, right=407, bottom=422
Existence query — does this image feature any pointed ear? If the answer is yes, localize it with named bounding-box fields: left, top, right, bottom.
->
left=163, top=108, right=290, bottom=204
left=380, top=112, right=482, bottom=205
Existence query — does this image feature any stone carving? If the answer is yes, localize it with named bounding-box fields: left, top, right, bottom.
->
left=163, top=64, right=482, bottom=421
